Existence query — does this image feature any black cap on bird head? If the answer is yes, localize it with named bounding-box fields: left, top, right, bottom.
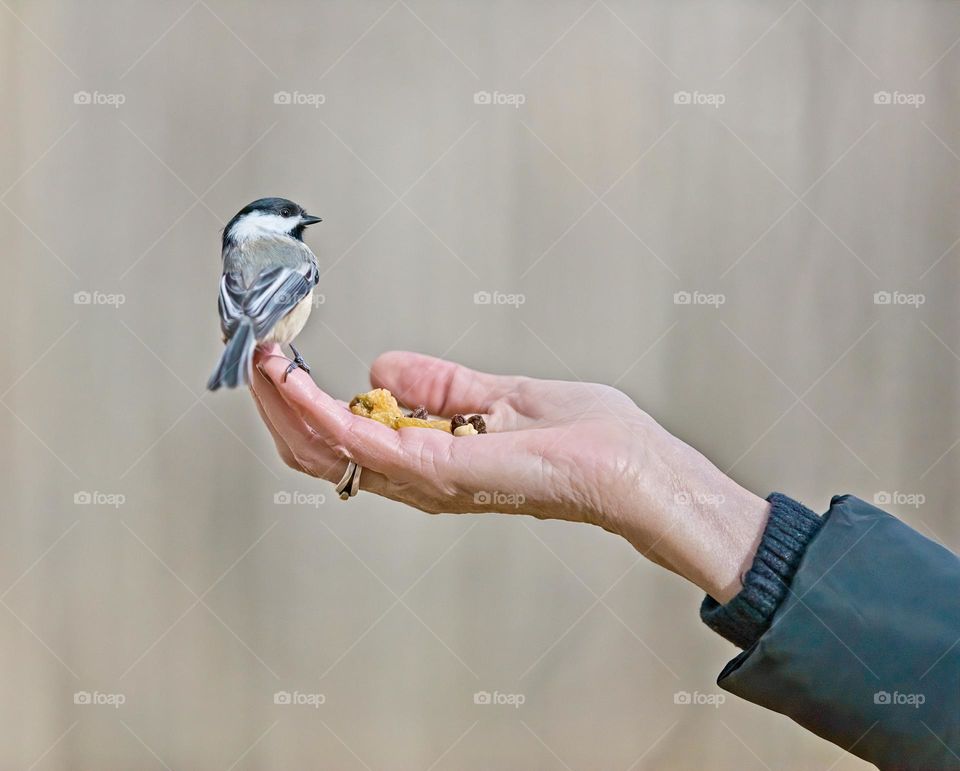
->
left=222, top=197, right=321, bottom=247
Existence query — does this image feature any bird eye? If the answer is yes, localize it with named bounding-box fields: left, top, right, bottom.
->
left=280, top=208, right=292, bottom=217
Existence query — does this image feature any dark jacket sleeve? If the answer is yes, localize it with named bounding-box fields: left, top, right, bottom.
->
left=706, top=494, right=960, bottom=769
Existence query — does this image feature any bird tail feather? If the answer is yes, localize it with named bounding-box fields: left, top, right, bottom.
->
left=207, top=319, right=256, bottom=391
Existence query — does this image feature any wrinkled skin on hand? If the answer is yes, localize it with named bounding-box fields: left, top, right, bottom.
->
left=251, top=345, right=768, bottom=603
left=253, top=347, right=653, bottom=530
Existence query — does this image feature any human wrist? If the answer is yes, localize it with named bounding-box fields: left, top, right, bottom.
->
left=604, top=424, right=771, bottom=603
left=687, top=483, right=771, bottom=603
left=700, top=493, right=824, bottom=647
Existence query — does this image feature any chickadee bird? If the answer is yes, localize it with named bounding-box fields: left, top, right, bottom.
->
left=207, top=197, right=322, bottom=390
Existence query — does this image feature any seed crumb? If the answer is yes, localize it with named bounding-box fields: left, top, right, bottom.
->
left=467, top=415, right=487, bottom=434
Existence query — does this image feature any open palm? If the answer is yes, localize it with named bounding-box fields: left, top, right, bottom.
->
left=251, top=346, right=658, bottom=535
left=252, top=344, right=769, bottom=603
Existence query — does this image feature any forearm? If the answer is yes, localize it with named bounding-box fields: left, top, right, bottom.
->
left=601, top=422, right=772, bottom=604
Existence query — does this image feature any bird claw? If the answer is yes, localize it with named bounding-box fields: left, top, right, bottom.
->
left=283, top=344, right=311, bottom=382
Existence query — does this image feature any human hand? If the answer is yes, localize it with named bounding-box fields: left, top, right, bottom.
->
left=251, top=346, right=769, bottom=603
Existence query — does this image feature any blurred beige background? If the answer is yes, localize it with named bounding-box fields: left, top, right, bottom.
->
left=2, top=1, right=959, bottom=768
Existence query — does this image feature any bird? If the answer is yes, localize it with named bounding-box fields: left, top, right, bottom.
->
left=207, top=197, right=322, bottom=391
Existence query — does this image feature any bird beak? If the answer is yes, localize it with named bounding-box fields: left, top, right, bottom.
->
left=301, top=214, right=322, bottom=226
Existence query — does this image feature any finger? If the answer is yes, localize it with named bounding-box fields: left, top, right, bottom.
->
left=253, top=364, right=426, bottom=503
left=370, top=351, right=524, bottom=416
left=250, top=371, right=304, bottom=472
left=251, top=359, right=413, bottom=497
left=251, top=349, right=456, bottom=506
left=252, top=358, right=352, bottom=483
left=254, top=349, right=533, bottom=512
left=256, top=349, right=451, bottom=479
left=251, top=361, right=311, bottom=446
left=252, top=364, right=349, bottom=481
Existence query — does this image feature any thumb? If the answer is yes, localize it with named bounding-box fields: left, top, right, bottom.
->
left=256, top=348, right=454, bottom=480
left=370, top=351, right=522, bottom=417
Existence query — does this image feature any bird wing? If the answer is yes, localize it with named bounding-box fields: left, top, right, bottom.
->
left=217, top=270, right=247, bottom=340
left=241, top=261, right=319, bottom=340
left=218, top=240, right=319, bottom=342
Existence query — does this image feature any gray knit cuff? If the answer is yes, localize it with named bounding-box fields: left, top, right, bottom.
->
left=700, top=493, right=823, bottom=649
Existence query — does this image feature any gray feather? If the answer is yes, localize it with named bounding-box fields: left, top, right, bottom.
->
left=218, top=236, right=319, bottom=342
left=209, top=235, right=319, bottom=391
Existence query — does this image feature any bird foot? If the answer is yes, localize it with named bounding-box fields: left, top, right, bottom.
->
left=283, top=344, right=311, bottom=381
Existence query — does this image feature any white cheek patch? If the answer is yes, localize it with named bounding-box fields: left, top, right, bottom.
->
left=229, top=212, right=295, bottom=241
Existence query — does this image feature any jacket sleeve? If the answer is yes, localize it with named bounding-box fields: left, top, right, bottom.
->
left=707, top=494, right=960, bottom=769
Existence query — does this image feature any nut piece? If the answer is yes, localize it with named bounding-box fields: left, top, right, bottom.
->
left=349, top=388, right=402, bottom=427
left=349, top=389, right=489, bottom=436
left=351, top=389, right=451, bottom=432
left=467, top=415, right=487, bottom=434
left=394, top=416, right=452, bottom=431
